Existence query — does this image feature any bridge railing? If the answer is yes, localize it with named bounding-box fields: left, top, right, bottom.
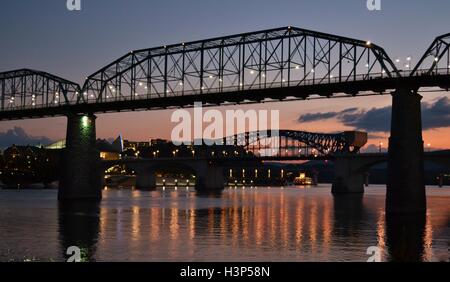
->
left=3, top=68, right=449, bottom=112
left=80, top=72, right=398, bottom=105
left=404, top=67, right=450, bottom=77
left=1, top=64, right=449, bottom=113
left=72, top=68, right=450, bottom=104
left=0, top=71, right=383, bottom=112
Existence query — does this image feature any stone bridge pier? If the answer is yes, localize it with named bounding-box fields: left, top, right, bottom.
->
left=387, top=89, right=426, bottom=214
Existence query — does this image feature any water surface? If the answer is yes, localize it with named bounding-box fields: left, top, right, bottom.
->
left=0, top=185, right=449, bottom=262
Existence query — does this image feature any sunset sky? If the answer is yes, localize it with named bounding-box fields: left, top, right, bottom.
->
left=0, top=0, right=449, bottom=150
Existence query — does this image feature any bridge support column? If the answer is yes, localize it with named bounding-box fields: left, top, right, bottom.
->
left=438, top=174, right=444, bottom=188
left=128, top=164, right=157, bottom=190
left=135, top=173, right=156, bottom=190
left=332, top=156, right=365, bottom=194
left=197, top=164, right=224, bottom=191
left=387, top=89, right=426, bottom=214
left=59, top=114, right=102, bottom=201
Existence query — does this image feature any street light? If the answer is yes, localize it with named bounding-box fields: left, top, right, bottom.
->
left=406, top=56, right=412, bottom=71
left=379, top=142, right=383, bottom=153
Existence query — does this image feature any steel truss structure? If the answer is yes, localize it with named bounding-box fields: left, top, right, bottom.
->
left=220, top=130, right=367, bottom=156
left=0, top=28, right=449, bottom=119
left=411, top=33, right=450, bottom=76
left=83, top=26, right=399, bottom=103
left=0, top=69, right=80, bottom=111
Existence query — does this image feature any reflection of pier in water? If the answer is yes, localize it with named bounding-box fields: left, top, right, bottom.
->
left=75, top=189, right=449, bottom=261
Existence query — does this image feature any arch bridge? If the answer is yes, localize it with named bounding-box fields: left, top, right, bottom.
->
left=217, top=130, right=367, bottom=159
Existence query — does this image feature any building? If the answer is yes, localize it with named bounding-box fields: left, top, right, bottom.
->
left=45, top=135, right=124, bottom=161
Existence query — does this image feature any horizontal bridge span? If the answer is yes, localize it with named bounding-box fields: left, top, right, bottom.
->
left=0, top=69, right=81, bottom=113
left=0, top=28, right=449, bottom=120
left=82, top=26, right=399, bottom=104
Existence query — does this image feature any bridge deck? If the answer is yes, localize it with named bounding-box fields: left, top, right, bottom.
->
left=0, top=27, right=449, bottom=120
left=0, top=72, right=448, bottom=121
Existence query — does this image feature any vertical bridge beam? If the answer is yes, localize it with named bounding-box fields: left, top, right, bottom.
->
left=59, top=113, right=102, bottom=201
left=386, top=89, right=426, bottom=214
left=331, top=155, right=365, bottom=194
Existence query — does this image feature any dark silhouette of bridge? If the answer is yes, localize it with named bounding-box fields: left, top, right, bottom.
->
left=101, top=136, right=450, bottom=192
left=101, top=129, right=367, bottom=190
left=213, top=129, right=368, bottom=159
left=0, top=27, right=449, bottom=214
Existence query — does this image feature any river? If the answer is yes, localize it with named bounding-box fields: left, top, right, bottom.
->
left=0, top=185, right=449, bottom=262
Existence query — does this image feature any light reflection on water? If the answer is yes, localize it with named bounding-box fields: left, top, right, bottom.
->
left=0, top=185, right=449, bottom=262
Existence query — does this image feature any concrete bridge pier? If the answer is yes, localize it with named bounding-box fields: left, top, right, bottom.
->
left=196, top=164, right=224, bottom=191
left=59, top=113, right=102, bottom=201
left=438, top=174, right=444, bottom=187
left=331, top=156, right=365, bottom=194
left=134, top=167, right=157, bottom=190
left=364, top=172, right=370, bottom=187
left=136, top=174, right=157, bottom=190
left=387, top=89, right=426, bottom=214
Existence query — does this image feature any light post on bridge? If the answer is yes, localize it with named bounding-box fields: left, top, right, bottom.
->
left=379, top=142, right=383, bottom=153
left=394, top=56, right=412, bottom=73
left=406, top=56, right=412, bottom=72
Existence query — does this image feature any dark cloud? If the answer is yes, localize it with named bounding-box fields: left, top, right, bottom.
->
left=422, top=97, right=450, bottom=130
left=297, top=107, right=359, bottom=123
left=340, top=106, right=391, bottom=132
left=297, top=97, right=450, bottom=133
left=297, top=112, right=340, bottom=122
left=0, top=127, right=53, bottom=149
left=341, top=107, right=359, bottom=114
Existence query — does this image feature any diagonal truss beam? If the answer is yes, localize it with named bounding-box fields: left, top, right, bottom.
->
left=82, top=26, right=400, bottom=103
left=0, top=69, right=81, bottom=111
left=220, top=130, right=367, bottom=155
left=411, top=33, right=450, bottom=76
